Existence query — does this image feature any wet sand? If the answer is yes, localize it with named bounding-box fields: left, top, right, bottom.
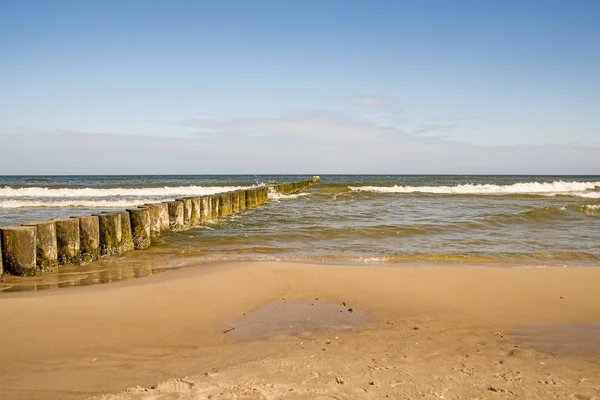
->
left=0, top=262, right=599, bottom=399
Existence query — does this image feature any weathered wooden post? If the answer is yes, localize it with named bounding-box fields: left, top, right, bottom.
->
left=157, top=203, right=170, bottom=231
left=190, top=197, right=201, bottom=226
left=176, top=197, right=193, bottom=228
left=76, top=216, right=100, bottom=262
left=210, top=195, right=220, bottom=219
left=128, top=208, right=151, bottom=250
left=238, top=190, right=247, bottom=211
left=94, top=213, right=123, bottom=256
left=54, top=218, right=81, bottom=265
left=0, top=226, right=37, bottom=276
left=256, top=187, right=268, bottom=205
left=167, top=200, right=185, bottom=231
left=219, top=193, right=232, bottom=217
left=118, top=211, right=135, bottom=252
left=246, top=189, right=256, bottom=208
left=199, top=196, right=211, bottom=222
left=232, top=191, right=240, bottom=213
left=22, top=220, right=58, bottom=271
left=142, top=203, right=162, bottom=239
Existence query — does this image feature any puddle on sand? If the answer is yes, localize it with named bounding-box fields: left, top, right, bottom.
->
left=221, top=300, right=373, bottom=341
left=512, top=322, right=600, bottom=359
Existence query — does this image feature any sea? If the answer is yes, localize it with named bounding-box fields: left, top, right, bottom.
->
left=1, top=175, right=599, bottom=290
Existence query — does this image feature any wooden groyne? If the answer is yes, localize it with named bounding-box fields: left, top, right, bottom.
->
left=0, top=179, right=318, bottom=279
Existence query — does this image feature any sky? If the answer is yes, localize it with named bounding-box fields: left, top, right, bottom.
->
left=0, top=0, right=599, bottom=174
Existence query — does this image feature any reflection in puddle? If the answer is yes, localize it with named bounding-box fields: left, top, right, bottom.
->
left=0, top=266, right=177, bottom=292
left=512, top=322, right=600, bottom=358
left=0, top=245, right=194, bottom=293
left=221, top=300, right=373, bottom=341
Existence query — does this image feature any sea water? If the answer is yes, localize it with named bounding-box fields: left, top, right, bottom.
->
left=1, top=175, right=599, bottom=275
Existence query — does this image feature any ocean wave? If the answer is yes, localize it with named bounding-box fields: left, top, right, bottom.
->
left=578, top=204, right=600, bottom=213
left=209, top=252, right=599, bottom=265
left=0, top=199, right=162, bottom=208
left=558, top=192, right=600, bottom=199
left=476, top=204, right=599, bottom=227
left=520, top=207, right=567, bottom=219
left=348, top=180, right=600, bottom=197
left=305, top=251, right=599, bottom=265
left=0, top=185, right=257, bottom=199
left=268, top=188, right=309, bottom=200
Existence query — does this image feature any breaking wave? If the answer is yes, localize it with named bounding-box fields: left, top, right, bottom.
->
left=268, top=187, right=309, bottom=200
left=0, top=185, right=257, bottom=198
left=579, top=204, right=600, bottom=213
left=0, top=185, right=264, bottom=208
left=349, top=180, right=600, bottom=197
left=0, top=199, right=162, bottom=209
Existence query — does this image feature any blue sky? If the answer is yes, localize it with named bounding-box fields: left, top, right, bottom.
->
left=0, top=0, right=599, bottom=174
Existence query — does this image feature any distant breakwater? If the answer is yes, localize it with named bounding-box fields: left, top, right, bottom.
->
left=0, top=178, right=319, bottom=278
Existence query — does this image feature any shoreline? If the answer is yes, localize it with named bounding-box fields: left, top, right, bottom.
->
left=0, top=261, right=599, bottom=399
left=1, top=254, right=594, bottom=294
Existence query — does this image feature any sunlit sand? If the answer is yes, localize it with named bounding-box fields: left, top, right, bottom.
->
left=1, top=262, right=599, bottom=399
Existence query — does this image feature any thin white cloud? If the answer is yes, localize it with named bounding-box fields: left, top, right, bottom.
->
left=182, top=110, right=411, bottom=142
left=345, top=95, right=394, bottom=110
left=2, top=113, right=598, bottom=174
left=411, top=122, right=459, bottom=136
left=1, top=130, right=597, bottom=175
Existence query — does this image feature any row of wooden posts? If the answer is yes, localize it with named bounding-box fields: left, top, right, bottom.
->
left=0, top=179, right=317, bottom=278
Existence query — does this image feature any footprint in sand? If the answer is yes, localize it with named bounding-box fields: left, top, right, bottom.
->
left=572, top=394, right=595, bottom=400
left=155, top=379, right=194, bottom=393
left=207, top=389, right=268, bottom=400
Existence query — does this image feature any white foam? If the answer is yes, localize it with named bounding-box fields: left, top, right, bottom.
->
left=0, top=185, right=256, bottom=198
left=359, top=256, right=389, bottom=263
left=349, top=181, right=600, bottom=197
left=0, top=199, right=163, bottom=208
left=268, top=187, right=309, bottom=200
left=0, top=185, right=261, bottom=208
left=581, top=204, right=600, bottom=213
left=566, top=192, right=600, bottom=199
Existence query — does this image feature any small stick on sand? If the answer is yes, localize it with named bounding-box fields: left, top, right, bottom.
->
left=223, top=327, right=236, bottom=334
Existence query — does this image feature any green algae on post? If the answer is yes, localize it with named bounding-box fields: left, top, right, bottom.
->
left=55, top=218, right=81, bottom=266
left=166, top=201, right=185, bottom=231
left=119, top=211, right=135, bottom=252
left=76, top=216, right=100, bottom=263
left=128, top=208, right=151, bottom=250
left=0, top=226, right=37, bottom=277
left=94, top=213, right=123, bottom=256
left=22, top=220, right=58, bottom=271
left=210, top=195, right=219, bottom=220
left=238, top=190, right=247, bottom=211
left=142, top=203, right=163, bottom=239
left=199, top=196, right=211, bottom=223
left=175, top=197, right=193, bottom=228
left=189, top=197, right=201, bottom=226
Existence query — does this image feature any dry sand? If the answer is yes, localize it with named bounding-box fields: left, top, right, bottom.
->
left=0, top=262, right=599, bottom=400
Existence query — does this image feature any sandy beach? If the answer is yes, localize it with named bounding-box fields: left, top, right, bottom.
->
left=1, top=262, right=599, bottom=400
